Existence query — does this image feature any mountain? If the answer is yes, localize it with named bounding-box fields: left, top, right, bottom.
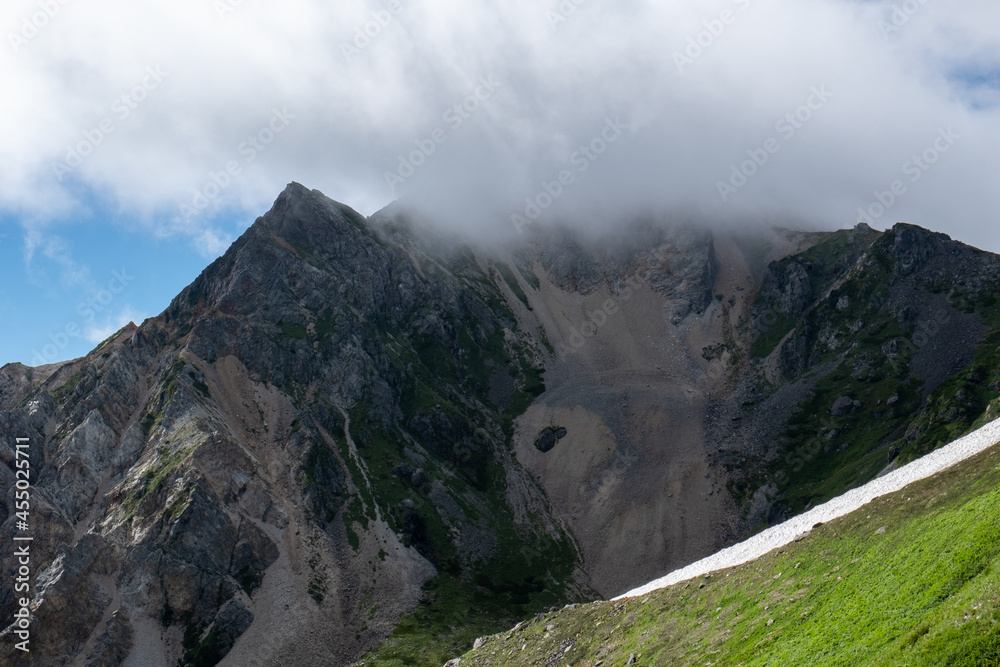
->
left=455, top=427, right=1000, bottom=666
left=1, top=183, right=999, bottom=666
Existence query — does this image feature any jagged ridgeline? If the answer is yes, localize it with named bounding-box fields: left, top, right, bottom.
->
left=729, top=223, right=1000, bottom=521
left=0, top=184, right=585, bottom=667
left=3, top=182, right=1000, bottom=667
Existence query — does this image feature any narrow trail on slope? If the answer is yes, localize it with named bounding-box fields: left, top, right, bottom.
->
left=616, top=418, right=1000, bottom=599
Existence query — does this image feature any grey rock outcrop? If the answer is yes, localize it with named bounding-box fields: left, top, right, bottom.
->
left=4, top=185, right=1000, bottom=667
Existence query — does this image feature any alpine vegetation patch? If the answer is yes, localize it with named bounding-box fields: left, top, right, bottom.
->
left=512, top=117, right=630, bottom=234
left=772, top=412, right=843, bottom=485
left=383, top=76, right=501, bottom=194
left=674, top=0, right=753, bottom=73
left=8, top=0, right=73, bottom=54
left=340, top=0, right=408, bottom=64
left=179, top=108, right=295, bottom=220
left=857, top=127, right=959, bottom=225
left=717, top=85, right=834, bottom=202
left=50, top=66, right=169, bottom=182
left=878, top=0, right=931, bottom=39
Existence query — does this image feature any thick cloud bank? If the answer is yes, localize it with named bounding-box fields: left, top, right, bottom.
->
left=2, top=0, right=999, bottom=248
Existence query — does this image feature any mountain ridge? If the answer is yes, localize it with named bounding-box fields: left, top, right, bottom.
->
left=2, top=183, right=999, bottom=665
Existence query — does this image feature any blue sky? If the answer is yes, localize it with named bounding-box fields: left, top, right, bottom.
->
left=1, top=0, right=998, bottom=368
left=0, top=198, right=244, bottom=366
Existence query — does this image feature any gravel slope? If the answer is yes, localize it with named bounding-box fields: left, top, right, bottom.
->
left=617, top=417, right=1000, bottom=599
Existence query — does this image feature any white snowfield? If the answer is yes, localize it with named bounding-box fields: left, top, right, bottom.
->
left=616, top=418, right=1000, bottom=600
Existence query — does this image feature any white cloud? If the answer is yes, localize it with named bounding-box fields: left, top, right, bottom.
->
left=84, top=305, right=145, bottom=344
left=22, top=227, right=93, bottom=294
left=192, top=227, right=235, bottom=259
left=1, top=0, right=999, bottom=250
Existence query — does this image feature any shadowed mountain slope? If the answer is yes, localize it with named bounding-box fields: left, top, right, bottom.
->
left=2, top=184, right=999, bottom=666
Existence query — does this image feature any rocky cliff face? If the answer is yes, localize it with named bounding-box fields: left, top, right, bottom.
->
left=2, top=184, right=999, bottom=666
left=717, top=223, right=1000, bottom=523
left=0, top=185, right=580, bottom=666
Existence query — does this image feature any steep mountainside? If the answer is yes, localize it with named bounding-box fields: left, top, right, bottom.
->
left=2, top=183, right=999, bottom=666
left=719, top=223, right=1000, bottom=523
left=456, top=432, right=1000, bottom=666
left=0, top=185, right=583, bottom=666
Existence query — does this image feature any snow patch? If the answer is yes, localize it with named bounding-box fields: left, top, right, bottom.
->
left=617, top=418, right=1000, bottom=599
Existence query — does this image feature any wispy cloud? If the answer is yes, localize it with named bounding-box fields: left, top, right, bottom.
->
left=22, top=227, right=93, bottom=295
left=84, top=305, right=145, bottom=344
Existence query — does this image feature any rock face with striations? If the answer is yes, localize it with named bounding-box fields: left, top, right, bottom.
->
left=3, top=185, right=1000, bottom=666
left=0, top=184, right=581, bottom=665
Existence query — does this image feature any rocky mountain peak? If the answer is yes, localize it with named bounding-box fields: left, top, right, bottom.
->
left=4, top=188, right=1000, bottom=666
left=254, top=181, right=371, bottom=247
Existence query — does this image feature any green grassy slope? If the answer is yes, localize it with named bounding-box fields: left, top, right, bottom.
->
left=457, top=437, right=1000, bottom=666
